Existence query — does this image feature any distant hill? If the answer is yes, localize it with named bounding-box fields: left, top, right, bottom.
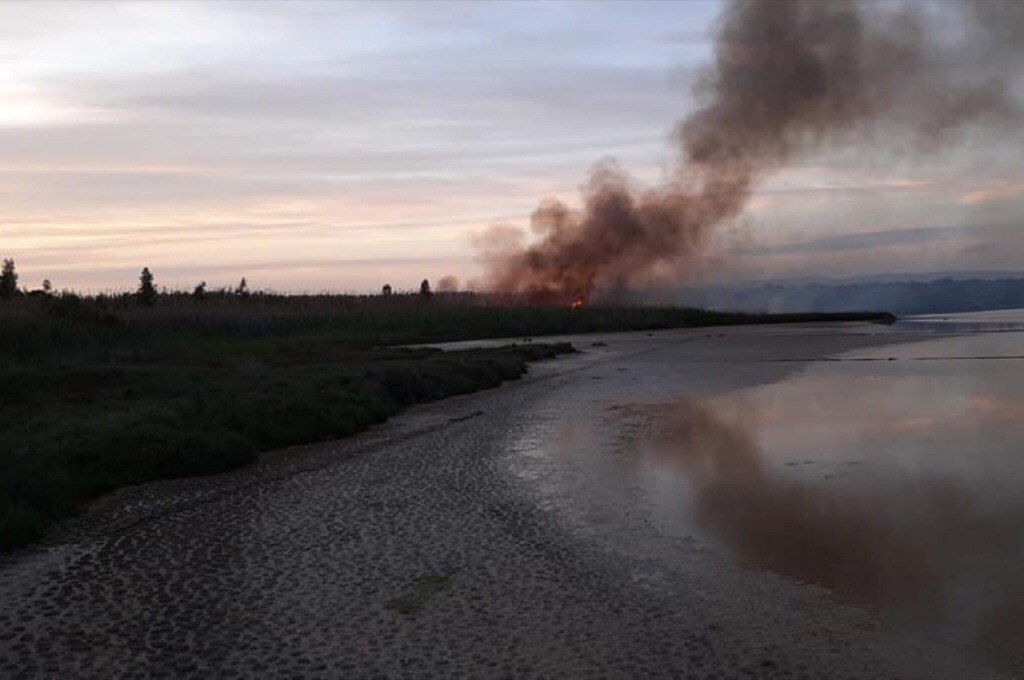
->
left=672, top=275, right=1024, bottom=315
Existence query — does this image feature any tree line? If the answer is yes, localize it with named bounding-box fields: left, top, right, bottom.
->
left=0, top=259, right=445, bottom=305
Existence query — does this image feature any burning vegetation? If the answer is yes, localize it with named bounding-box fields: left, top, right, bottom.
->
left=477, top=0, right=1024, bottom=305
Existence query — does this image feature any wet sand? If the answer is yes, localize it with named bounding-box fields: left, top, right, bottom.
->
left=2, top=318, right=1022, bottom=678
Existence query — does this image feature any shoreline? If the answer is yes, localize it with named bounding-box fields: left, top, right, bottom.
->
left=2, top=320, right=1011, bottom=678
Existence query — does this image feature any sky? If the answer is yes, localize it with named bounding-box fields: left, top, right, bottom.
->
left=2, top=0, right=1023, bottom=293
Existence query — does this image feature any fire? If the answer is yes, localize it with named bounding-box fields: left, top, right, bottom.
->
left=570, top=298, right=585, bottom=309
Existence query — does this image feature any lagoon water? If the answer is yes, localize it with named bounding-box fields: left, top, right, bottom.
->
left=505, top=311, right=1024, bottom=671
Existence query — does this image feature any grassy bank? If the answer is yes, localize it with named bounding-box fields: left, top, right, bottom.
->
left=0, top=293, right=893, bottom=551
left=0, top=339, right=572, bottom=551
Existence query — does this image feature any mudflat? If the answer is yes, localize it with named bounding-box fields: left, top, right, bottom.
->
left=3, top=319, right=1022, bottom=678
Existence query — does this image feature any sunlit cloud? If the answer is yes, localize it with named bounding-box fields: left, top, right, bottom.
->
left=0, top=84, right=112, bottom=128
left=958, top=181, right=1024, bottom=205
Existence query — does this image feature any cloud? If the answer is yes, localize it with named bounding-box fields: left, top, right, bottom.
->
left=958, top=181, right=1024, bottom=205
left=762, top=226, right=964, bottom=256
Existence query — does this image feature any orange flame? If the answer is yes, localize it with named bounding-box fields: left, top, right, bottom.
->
left=570, top=298, right=585, bottom=309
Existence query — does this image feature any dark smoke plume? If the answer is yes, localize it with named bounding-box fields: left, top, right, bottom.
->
left=477, top=0, right=1024, bottom=304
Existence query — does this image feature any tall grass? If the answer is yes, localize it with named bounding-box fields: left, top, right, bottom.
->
left=4, top=291, right=890, bottom=367
left=0, top=292, right=765, bottom=366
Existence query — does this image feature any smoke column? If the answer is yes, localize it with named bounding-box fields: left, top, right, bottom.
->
left=476, top=0, right=1024, bottom=304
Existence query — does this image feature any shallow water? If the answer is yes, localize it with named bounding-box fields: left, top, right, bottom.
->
left=513, top=316, right=1024, bottom=669
left=898, top=307, right=1024, bottom=334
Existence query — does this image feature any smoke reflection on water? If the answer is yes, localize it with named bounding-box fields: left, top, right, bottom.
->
left=617, top=365, right=1024, bottom=665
